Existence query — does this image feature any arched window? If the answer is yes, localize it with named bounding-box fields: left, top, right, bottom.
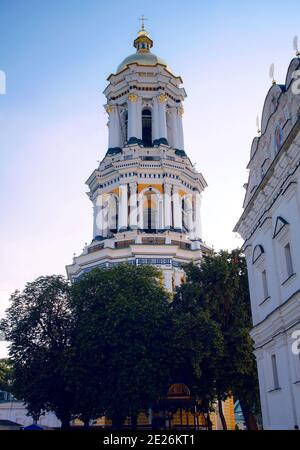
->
left=252, top=245, right=265, bottom=264
left=143, top=191, right=158, bottom=230
left=142, top=109, right=152, bottom=147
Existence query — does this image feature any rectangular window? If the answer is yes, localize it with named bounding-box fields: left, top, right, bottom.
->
left=262, top=270, right=269, bottom=299
left=271, top=354, right=280, bottom=390
left=284, top=243, right=294, bottom=278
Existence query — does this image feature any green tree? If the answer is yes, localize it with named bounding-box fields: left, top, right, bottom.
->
left=174, top=250, right=260, bottom=430
left=0, top=275, right=75, bottom=428
left=0, top=358, right=13, bottom=392
left=70, top=264, right=177, bottom=428
left=172, top=266, right=225, bottom=429
left=200, top=250, right=260, bottom=430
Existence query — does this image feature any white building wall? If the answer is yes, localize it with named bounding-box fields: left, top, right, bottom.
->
left=0, top=402, right=61, bottom=428
left=235, top=57, right=300, bottom=430
left=246, top=188, right=300, bottom=429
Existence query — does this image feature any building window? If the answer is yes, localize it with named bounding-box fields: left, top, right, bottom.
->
left=262, top=270, right=269, bottom=299
left=142, top=109, right=152, bottom=147
left=284, top=243, right=294, bottom=278
left=271, top=354, right=280, bottom=390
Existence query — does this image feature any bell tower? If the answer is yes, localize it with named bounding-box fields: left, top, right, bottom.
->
left=105, top=27, right=186, bottom=152
left=66, top=26, right=209, bottom=291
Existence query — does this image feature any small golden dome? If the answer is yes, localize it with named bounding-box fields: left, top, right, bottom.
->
left=116, top=27, right=171, bottom=73
left=137, top=29, right=150, bottom=38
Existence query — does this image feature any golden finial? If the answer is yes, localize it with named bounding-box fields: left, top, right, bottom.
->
left=138, top=14, right=148, bottom=31
left=293, top=35, right=300, bottom=57
left=269, top=63, right=276, bottom=85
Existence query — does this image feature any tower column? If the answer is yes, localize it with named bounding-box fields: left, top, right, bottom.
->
left=164, top=184, right=172, bottom=230
left=152, top=96, right=160, bottom=141
left=193, top=191, right=202, bottom=240
left=136, top=96, right=142, bottom=140
left=129, top=182, right=138, bottom=229
left=185, top=193, right=194, bottom=238
left=93, top=193, right=109, bottom=238
left=118, top=184, right=128, bottom=231
left=158, top=198, right=164, bottom=229
left=170, top=107, right=179, bottom=149
left=177, top=107, right=184, bottom=150
left=173, top=186, right=182, bottom=231
left=158, top=94, right=168, bottom=143
left=127, top=94, right=139, bottom=142
left=93, top=194, right=103, bottom=238
left=102, top=194, right=109, bottom=238
left=138, top=191, right=144, bottom=230
left=107, top=105, right=121, bottom=149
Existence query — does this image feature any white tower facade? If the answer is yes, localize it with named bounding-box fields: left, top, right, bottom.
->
left=234, top=58, right=300, bottom=429
left=66, top=27, right=209, bottom=290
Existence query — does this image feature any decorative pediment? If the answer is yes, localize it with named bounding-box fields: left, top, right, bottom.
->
left=252, top=245, right=265, bottom=264
left=273, top=216, right=289, bottom=239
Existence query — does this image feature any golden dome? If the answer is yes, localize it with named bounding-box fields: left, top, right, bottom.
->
left=116, top=27, right=169, bottom=73
left=137, top=29, right=150, bottom=38
left=117, top=52, right=168, bottom=73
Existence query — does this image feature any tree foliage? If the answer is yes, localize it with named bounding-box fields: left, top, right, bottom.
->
left=0, top=253, right=260, bottom=430
left=0, top=358, right=13, bottom=392
left=0, top=266, right=178, bottom=428
left=173, top=249, right=260, bottom=429
left=0, top=275, right=74, bottom=427
left=171, top=275, right=224, bottom=419
left=70, top=264, right=177, bottom=427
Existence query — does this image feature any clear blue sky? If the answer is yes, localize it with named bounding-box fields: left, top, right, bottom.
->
left=0, top=0, right=299, bottom=354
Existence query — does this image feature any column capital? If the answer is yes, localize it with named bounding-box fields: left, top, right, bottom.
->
left=164, top=183, right=172, bottom=194
left=93, top=192, right=103, bottom=205
left=177, top=106, right=184, bottom=116
left=193, top=190, right=202, bottom=200
left=158, top=94, right=167, bottom=103
left=106, top=104, right=113, bottom=114
left=105, top=104, right=117, bottom=114
left=128, top=93, right=138, bottom=102
left=129, top=181, right=137, bottom=192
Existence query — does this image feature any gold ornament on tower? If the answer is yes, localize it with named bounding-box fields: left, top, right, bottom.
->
left=128, top=93, right=138, bottom=102
left=158, top=94, right=167, bottom=103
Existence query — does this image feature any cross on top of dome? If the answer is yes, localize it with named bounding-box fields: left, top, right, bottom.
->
left=138, top=14, right=148, bottom=31
left=134, top=16, right=153, bottom=53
